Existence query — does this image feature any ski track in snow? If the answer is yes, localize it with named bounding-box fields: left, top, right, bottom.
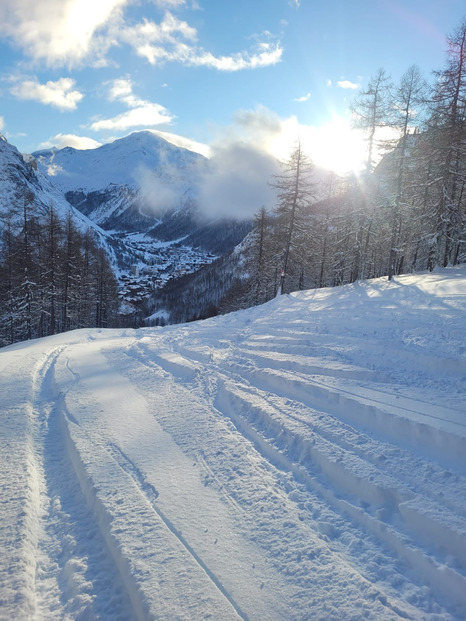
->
left=1, top=267, right=465, bottom=620
left=11, top=343, right=136, bottom=620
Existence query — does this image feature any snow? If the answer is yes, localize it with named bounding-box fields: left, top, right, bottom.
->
left=0, top=133, right=113, bottom=262
left=1, top=267, right=465, bottom=620
left=33, top=130, right=206, bottom=194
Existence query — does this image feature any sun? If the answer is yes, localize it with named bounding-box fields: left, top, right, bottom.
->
left=269, top=116, right=367, bottom=176
left=306, top=118, right=367, bottom=175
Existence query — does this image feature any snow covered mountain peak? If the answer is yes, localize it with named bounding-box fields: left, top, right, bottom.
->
left=33, top=130, right=207, bottom=194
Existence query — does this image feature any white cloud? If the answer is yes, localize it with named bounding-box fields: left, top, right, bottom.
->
left=90, top=105, right=173, bottom=132
left=108, top=77, right=135, bottom=102
left=122, top=12, right=283, bottom=71
left=196, top=107, right=283, bottom=219
left=337, top=80, right=360, bottom=90
left=118, top=11, right=197, bottom=66
left=133, top=164, right=179, bottom=215
left=198, top=143, right=279, bottom=220
left=90, top=77, right=173, bottom=132
left=207, top=106, right=369, bottom=182
left=326, top=79, right=332, bottom=87
left=179, top=105, right=371, bottom=220
left=185, top=45, right=283, bottom=71
left=10, top=77, right=83, bottom=110
left=107, top=77, right=150, bottom=108
left=0, top=2, right=282, bottom=72
left=229, top=106, right=283, bottom=147
left=294, top=92, right=310, bottom=103
left=151, top=0, right=193, bottom=8
left=38, top=133, right=102, bottom=150
left=150, top=129, right=210, bottom=157
left=0, top=116, right=4, bottom=131
left=0, top=0, right=128, bottom=66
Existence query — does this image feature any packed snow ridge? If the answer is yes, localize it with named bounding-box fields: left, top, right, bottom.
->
left=1, top=267, right=465, bottom=620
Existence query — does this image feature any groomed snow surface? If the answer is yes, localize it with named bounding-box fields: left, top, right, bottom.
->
left=1, top=267, right=465, bottom=621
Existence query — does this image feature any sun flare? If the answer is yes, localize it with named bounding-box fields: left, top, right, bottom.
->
left=306, top=119, right=367, bottom=175
left=269, top=116, right=367, bottom=176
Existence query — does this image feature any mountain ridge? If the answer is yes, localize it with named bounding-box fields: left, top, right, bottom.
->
left=33, top=130, right=207, bottom=194
left=0, top=132, right=108, bottom=240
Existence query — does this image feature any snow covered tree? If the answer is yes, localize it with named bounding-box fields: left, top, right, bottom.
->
left=387, top=65, right=427, bottom=279
left=0, top=214, right=18, bottom=345
left=0, top=200, right=120, bottom=344
left=349, top=69, right=393, bottom=281
left=41, top=203, right=62, bottom=335
left=427, top=19, right=466, bottom=268
left=270, top=143, right=315, bottom=294
left=61, top=212, right=82, bottom=331
left=16, top=190, right=40, bottom=340
left=251, top=207, right=269, bottom=304
left=351, top=68, right=393, bottom=174
left=93, top=246, right=119, bottom=328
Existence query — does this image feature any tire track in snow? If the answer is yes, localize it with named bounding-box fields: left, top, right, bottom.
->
left=30, top=347, right=136, bottom=620
left=236, top=380, right=466, bottom=520
left=59, top=339, right=250, bottom=620
left=129, top=340, right=426, bottom=620
left=103, top=345, right=256, bottom=621
left=106, top=442, right=160, bottom=502
left=225, top=359, right=465, bottom=468
left=175, top=339, right=466, bottom=518
left=241, top=323, right=466, bottom=383
left=158, top=337, right=466, bottom=618
left=105, top=439, right=250, bottom=621
left=195, top=449, right=246, bottom=517
left=212, top=377, right=466, bottom=619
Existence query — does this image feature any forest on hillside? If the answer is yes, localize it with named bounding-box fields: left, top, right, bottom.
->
left=0, top=196, right=119, bottom=347
left=195, top=19, right=466, bottom=318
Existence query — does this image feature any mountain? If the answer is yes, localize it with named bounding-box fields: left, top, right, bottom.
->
left=0, top=133, right=106, bottom=238
left=34, top=130, right=206, bottom=232
left=1, top=266, right=465, bottom=619
left=0, top=131, right=250, bottom=331
left=33, top=131, right=252, bottom=248
left=34, top=130, right=204, bottom=193
left=33, top=131, right=253, bottom=320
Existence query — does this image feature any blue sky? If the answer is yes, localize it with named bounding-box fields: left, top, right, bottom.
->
left=0, top=0, right=465, bottom=173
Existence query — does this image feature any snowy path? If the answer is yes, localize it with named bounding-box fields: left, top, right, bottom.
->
left=1, top=267, right=465, bottom=620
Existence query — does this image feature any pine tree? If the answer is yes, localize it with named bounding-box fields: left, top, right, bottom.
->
left=62, top=212, right=82, bottom=331
left=351, top=68, right=393, bottom=174
left=93, top=246, right=119, bottom=328
left=427, top=19, right=466, bottom=268
left=270, top=143, right=315, bottom=294
left=0, top=214, right=18, bottom=346
left=41, top=204, right=62, bottom=335
left=387, top=65, right=427, bottom=279
left=350, top=69, right=393, bottom=282
left=16, top=190, right=39, bottom=341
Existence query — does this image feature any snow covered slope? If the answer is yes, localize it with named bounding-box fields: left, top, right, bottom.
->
left=1, top=267, right=465, bottom=620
